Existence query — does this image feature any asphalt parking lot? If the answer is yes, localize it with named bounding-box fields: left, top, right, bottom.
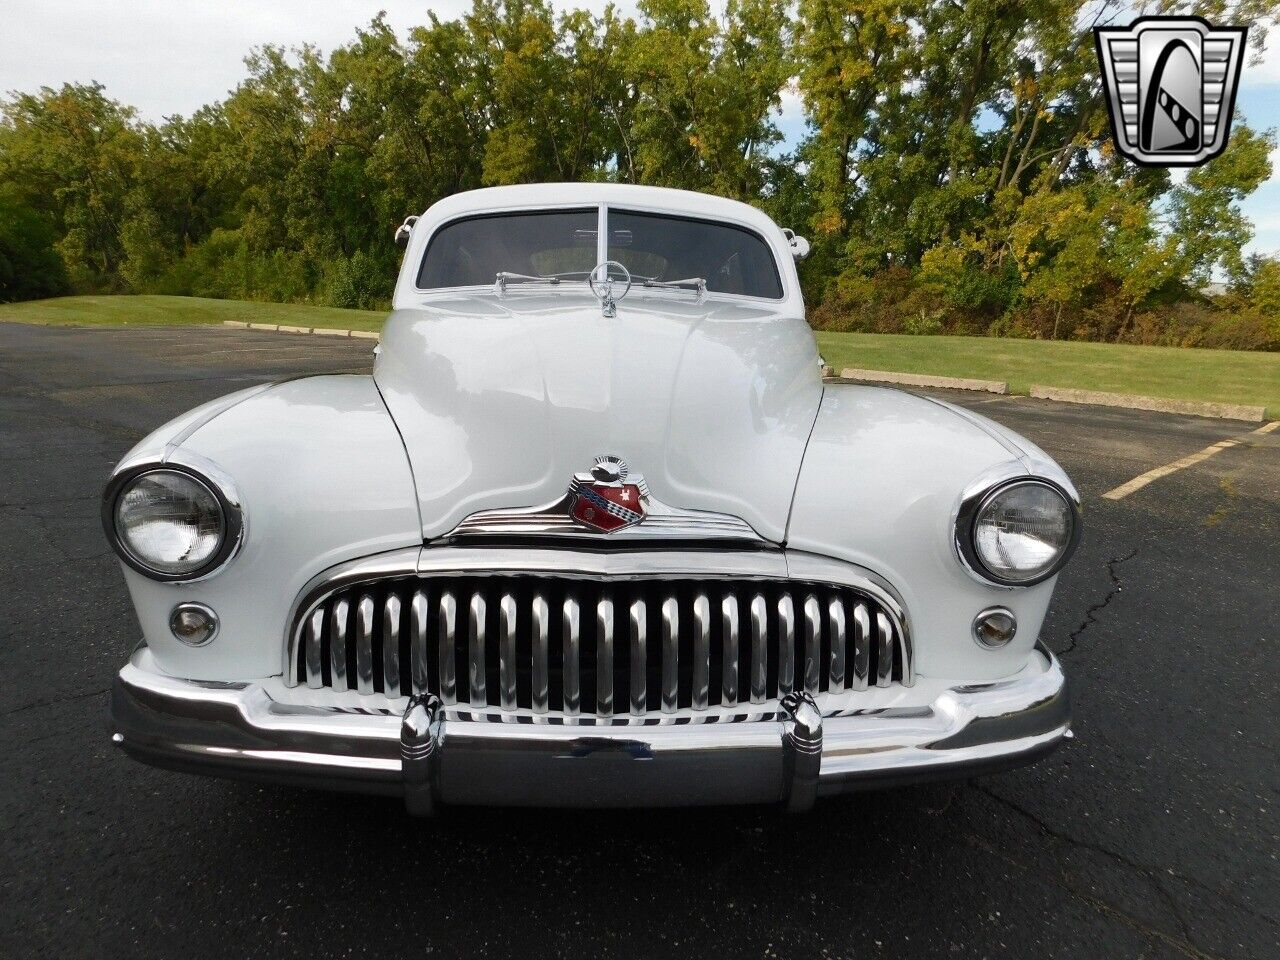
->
left=2, top=322, right=1277, bottom=960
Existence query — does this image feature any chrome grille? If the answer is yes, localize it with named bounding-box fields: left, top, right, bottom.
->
left=289, top=575, right=911, bottom=715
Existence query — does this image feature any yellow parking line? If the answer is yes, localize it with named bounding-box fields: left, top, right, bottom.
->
left=1102, top=420, right=1278, bottom=501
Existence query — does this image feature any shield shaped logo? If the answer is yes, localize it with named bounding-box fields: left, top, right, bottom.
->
left=1095, top=16, right=1247, bottom=167
left=567, top=456, right=648, bottom=533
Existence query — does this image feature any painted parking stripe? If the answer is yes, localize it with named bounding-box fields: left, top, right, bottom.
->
left=1102, top=420, right=1279, bottom=501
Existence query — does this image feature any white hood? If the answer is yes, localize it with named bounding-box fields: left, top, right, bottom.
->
left=374, top=290, right=823, bottom=543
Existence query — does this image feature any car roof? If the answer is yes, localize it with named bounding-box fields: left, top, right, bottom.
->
left=420, top=183, right=782, bottom=235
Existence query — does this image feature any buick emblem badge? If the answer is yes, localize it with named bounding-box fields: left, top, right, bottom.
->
left=1095, top=16, right=1247, bottom=167
left=567, top=456, right=648, bottom=533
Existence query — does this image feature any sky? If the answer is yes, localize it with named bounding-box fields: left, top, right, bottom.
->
left=3, top=0, right=1277, bottom=256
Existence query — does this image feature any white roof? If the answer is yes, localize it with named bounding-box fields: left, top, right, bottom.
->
left=421, top=182, right=782, bottom=236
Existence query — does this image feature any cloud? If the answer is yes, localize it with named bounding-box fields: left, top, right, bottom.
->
left=1, top=0, right=622, bottom=120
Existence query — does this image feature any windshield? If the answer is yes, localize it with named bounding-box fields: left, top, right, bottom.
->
left=607, top=210, right=782, bottom=299
left=417, top=209, right=598, bottom=289
left=416, top=205, right=784, bottom=299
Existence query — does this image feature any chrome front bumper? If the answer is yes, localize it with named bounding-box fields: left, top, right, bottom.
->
left=111, top=644, right=1070, bottom=811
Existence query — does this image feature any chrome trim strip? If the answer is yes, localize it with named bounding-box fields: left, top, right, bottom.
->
left=410, top=590, right=429, bottom=695
left=442, top=491, right=766, bottom=544
left=563, top=596, right=581, bottom=715
left=468, top=592, right=487, bottom=706
left=499, top=594, right=518, bottom=711
left=803, top=595, right=821, bottom=695
left=330, top=598, right=349, bottom=693
left=749, top=593, right=768, bottom=704
left=777, top=594, right=795, bottom=696
left=630, top=599, right=647, bottom=716
left=851, top=602, right=870, bottom=691
left=304, top=609, right=324, bottom=689
left=661, top=597, right=679, bottom=714
left=828, top=597, right=847, bottom=691
left=438, top=590, right=457, bottom=705
left=355, top=596, right=375, bottom=696
left=876, top=611, right=894, bottom=688
left=721, top=594, right=739, bottom=707
left=692, top=593, right=710, bottom=711
left=597, top=595, right=615, bottom=718
left=531, top=594, right=550, bottom=714
left=383, top=592, right=402, bottom=699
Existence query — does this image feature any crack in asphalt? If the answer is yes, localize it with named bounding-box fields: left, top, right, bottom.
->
left=2, top=686, right=111, bottom=719
left=1056, top=549, right=1138, bottom=656
left=960, top=826, right=1226, bottom=960
left=973, top=784, right=1280, bottom=945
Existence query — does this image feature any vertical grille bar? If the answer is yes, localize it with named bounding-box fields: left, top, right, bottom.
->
left=438, top=590, right=457, bottom=705
left=828, top=597, right=847, bottom=691
left=531, top=593, right=549, bottom=714
left=383, top=592, right=402, bottom=698
left=499, top=593, right=518, bottom=711
left=803, top=595, right=821, bottom=695
left=305, top=608, right=324, bottom=689
left=329, top=598, right=349, bottom=693
left=777, top=594, right=795, bottom=695
left=721, top=593, right=739, bottom=707
left=660, top=597, right=679, bottom=714
left=562, top=596, right=581, bottom=715
left=876, top=611, right=894, bottom=687
left=410, top=590, right=429, bottom=695
left=597, top=595, right=615, bottom=717
left=468, top=592, right=487, bottom=705
left=355, top=595, right=375, bottom=695
left=629, top=599, right=647, bottom=716
left=749, top=593, right=768, bottom=704
left=898, top=626, right=915, bottom=688
left=692, top=593, right=710, bottom=711
left=851, top=602, right=871, bottom=691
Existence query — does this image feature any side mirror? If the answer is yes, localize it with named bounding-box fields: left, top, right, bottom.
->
left=394, top=215, right=420, bottom=249
left=782, top=228, right=810, bottom=261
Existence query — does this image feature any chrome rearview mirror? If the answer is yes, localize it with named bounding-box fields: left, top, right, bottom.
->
left=394, top=215, right=419, bottom=249
left=782, top=228, right=810, bottom=261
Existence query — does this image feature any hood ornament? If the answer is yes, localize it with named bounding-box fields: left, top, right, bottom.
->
left=588, top=261, right=632, bottom=318
left=567, top=456, right=648, bottom=533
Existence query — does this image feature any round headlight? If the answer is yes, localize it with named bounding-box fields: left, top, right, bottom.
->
left=112, top=469, right=226, bottom=576
left=967, top=480, right=1077, bottom=585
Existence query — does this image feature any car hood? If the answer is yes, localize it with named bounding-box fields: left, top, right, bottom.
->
left=374, top=291, right=823, bottom=542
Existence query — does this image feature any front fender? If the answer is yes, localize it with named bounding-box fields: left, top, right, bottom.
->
left=112, top=375, right=421, bottom=682
left=787, top=385, right=1071, bottom=683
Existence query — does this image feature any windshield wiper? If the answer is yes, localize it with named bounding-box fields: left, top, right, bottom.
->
left=638, top=276, right=706, bottom=296
left=494, top=270, right=590, bottom=294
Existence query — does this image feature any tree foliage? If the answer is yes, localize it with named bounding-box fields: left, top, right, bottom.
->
left=1, top=0, right=1276, bottom=346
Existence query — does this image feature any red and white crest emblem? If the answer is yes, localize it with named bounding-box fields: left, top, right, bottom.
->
left=567, top=456, right=648, bottom=533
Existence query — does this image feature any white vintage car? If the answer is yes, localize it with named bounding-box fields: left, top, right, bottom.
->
left=106, top=184, right=1080, bottom=812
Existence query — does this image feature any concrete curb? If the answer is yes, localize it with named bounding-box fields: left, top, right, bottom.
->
left=222, top=320, right=379, bottom=341
left=1029, top=385, right=1265, bottom=423
left=835, top=367, right=1009, bottom=395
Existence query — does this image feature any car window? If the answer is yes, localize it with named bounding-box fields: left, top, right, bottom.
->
left=606, top=210, right=783, bottom=299
left=417, top=209, right=598, bottom=288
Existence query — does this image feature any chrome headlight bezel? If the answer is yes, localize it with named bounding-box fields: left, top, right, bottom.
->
left=955, top=475, right=1080, bottom=588
left=101, top=454, right=245, bottom=583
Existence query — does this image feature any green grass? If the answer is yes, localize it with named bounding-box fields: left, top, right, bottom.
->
left=818, top=331, right=1279, bottom=419
left=0, top=294, right=385, bottom=331
left=2, top=296, right=1275, bottom=417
